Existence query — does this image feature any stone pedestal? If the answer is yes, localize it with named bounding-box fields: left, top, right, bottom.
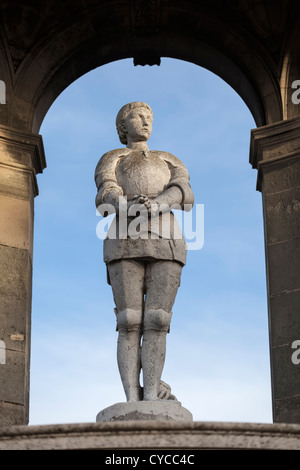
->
left=96, top=401, right=193, bottom=422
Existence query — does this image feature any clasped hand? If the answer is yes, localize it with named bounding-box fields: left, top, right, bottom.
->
left=128, top=194, right=160, bottom=216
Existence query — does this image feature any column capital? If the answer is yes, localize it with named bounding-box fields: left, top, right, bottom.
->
left=250, top=116, right=300, bottom=191
left=0, top=124, right=46, bottom=197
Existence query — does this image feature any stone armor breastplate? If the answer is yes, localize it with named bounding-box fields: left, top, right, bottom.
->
left=115, top=150, right=171, bottom=199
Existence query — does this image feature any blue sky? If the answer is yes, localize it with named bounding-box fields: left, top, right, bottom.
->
left=29, top=58, right=272, bottom=425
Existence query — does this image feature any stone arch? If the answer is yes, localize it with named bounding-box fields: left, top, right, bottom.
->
left=29, top=33, right=271, bottom=134
left=31, top=37, right=281, bottom=134
left=0, top=3, right=285, bottom=133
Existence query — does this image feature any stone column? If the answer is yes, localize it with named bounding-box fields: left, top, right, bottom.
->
left=250, top=116, right=300, bottom=423
left=0, top=125, right=45, bottom=425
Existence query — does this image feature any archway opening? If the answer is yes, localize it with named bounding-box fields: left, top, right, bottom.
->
left=29, top=58, right=272, bottom=425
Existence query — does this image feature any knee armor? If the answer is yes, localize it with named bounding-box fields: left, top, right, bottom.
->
left=115, top=308, right=143, bottom=331
left=143, top=308, right=172, bottom=333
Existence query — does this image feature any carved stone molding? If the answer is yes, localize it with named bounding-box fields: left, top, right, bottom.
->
left=0, top=125, right=46, bottom=197
left=250, top=116, right=300, bottom=191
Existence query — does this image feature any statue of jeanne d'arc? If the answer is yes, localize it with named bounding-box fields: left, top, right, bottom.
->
left=94, top=101, right=194, bottom=403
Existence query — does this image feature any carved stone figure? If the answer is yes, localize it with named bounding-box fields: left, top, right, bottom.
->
left=95, top=102, right=194, bottom=406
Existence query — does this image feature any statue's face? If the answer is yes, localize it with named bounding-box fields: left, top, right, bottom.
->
left=123, top=107, right=153, bottom=142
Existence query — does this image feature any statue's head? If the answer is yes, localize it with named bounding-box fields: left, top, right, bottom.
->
left=116, top=101, right=153, bottom=145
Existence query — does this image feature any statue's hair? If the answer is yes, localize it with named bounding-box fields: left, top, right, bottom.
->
left=116, top=101, right=153, bottom=145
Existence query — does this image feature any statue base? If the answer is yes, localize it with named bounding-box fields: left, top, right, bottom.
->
left=96, top=400, right=193, bottom=422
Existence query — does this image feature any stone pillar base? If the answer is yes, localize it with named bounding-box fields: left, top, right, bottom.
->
left=96, top=400, right=193, bottom=422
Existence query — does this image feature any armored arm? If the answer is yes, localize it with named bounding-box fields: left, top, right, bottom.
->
left=152, top=152, right=194, bottom=212
left=94, top=150, right=126, bottom=214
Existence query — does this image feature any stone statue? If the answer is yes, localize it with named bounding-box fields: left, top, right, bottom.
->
left=94, top=102, right=194, bottom=409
